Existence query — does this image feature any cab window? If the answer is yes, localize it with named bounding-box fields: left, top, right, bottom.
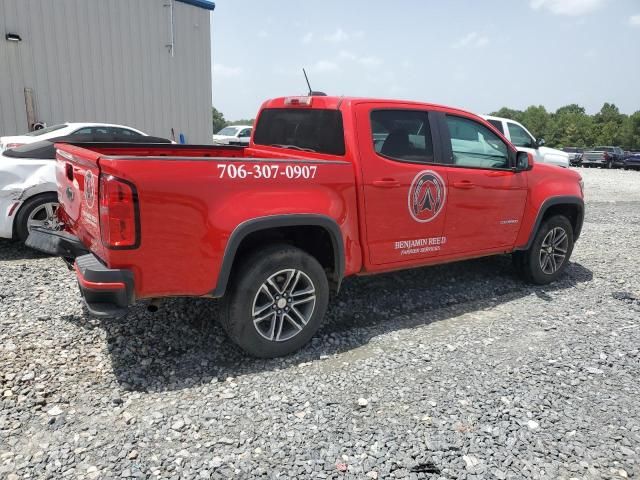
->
left=253, top=109, right=345, bottom=155
left=370, top=110, right=434, bottom=164
left=445, top=115, right=510, bottom=169
left=507, top=122, right=536, bottom=148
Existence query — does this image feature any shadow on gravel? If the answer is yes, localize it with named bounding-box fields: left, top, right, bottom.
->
left=60, top=255, right=593, bottom=392
left=0, top=238, right=49, bottom=261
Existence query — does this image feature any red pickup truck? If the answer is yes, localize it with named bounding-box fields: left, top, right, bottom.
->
left=28, top=95, right=584, bottom=357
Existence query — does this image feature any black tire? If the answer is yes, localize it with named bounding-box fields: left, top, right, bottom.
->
left=14, top=193, right=59, bottom=242
left=512, top=215, right=574, bottom=285
left=221, top=244, right=329, bottom=358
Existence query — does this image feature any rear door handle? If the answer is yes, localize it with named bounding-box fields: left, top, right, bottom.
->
left=372, top=178, right=401, bottom=188
left=452, top=180, right=475, bottom=189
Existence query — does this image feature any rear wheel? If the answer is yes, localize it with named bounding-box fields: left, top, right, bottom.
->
left=513, top=215, right=574, bottom=285
left=15, top=193, right=61, bottom=243
left=221, top=244, right=329, bottom=358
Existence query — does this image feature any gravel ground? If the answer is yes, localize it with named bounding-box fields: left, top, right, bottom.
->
left=1, top=167, right=639, bottom=480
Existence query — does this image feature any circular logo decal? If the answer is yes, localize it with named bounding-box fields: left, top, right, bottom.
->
left=408, top=170, right=446, bottom=223
left=84, top=171, right=95, bottom=208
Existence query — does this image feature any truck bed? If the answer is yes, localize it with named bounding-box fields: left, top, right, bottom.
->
left=54, top=142, right=358, bottom=300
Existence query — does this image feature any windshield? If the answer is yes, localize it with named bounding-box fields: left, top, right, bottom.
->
left=23, top=124, right=68, bottom=137
left=253, top=108, right=345, bottom=155
left=216, top=127, right=240, bottom=136
left=594, top=146, right=614, bottom=152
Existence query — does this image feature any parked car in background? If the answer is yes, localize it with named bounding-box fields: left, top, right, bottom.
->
left=623, top=152, right=640, bottom=170
left=212, top=125, right=252, bottom=145
left=482, top=115, right=569, bottom=168
left=0, top=134, right=171, bottom=244
left=581, top=146, right=625, bottom=168
left=0, top=123, right=148, bottom=152
left=29, top=95, right=584, bottom=358
left=563, top=147, right=584, bottom=166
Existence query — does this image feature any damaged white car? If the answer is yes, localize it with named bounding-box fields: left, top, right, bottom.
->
left=0, top=140, right=61, bottom=242
left=0, top=134, right=171, bottom=244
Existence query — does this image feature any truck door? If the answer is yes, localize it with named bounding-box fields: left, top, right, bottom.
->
left=439, top=114, right=528, bottom=254
left=355, top=104, right=449, bottom=266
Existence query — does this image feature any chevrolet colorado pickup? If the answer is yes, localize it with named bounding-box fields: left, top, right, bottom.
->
left=28, top=95, right=585, bottom=357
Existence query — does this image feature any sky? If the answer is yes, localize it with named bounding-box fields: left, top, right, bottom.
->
left=209, top=0, right=640, bottom=120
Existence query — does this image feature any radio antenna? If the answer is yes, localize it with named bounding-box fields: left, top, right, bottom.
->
left=303, top=68, right=313, bottom=95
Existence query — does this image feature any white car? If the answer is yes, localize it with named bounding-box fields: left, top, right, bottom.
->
left=482, top=115, right=569, bottom=168
left=0, top=133, right=169, bottom=244
left=0, top=122, right=147, bottom=152
left=212, top=125, right=252, bottom=145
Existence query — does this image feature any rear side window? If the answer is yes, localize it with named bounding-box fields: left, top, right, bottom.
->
left=109, top=127, right=141, bottom=137
left=446, top=115, right=509, bottom=169
left=487, top=119, right=504, bottom=134
left=371, top=110, right=434, bottom=163
left=253, top=109, right=345, bottom=155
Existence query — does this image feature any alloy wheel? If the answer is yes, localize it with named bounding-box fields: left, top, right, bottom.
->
left=538, top=227, right=569, bottom=275
left=252, top=269, right=316, bottom=342
left=27, top=202, right=62, bottom=233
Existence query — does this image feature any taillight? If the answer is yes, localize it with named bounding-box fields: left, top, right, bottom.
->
left=99, top=175, right=139, bottom=249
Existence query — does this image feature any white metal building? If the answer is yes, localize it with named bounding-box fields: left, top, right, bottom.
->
left=0, top=0, right=215, bottom=143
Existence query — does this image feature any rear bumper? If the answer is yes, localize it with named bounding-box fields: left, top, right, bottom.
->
left=74, top=253, right=135, bottom=317
left=26, top=228, right=134, bottom=317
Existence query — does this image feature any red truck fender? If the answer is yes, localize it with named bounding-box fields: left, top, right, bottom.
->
left=515, top=195, right=584, bottom=251
left=210, top=214, right=345, bottom=298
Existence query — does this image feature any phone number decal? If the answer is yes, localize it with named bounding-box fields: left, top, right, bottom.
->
left=217, top=164, right=318, bottom=179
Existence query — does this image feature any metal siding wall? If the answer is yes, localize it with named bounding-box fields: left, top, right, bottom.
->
left=0, top=0, right=212, bottom=143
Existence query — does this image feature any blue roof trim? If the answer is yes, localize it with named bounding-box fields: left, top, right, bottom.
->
left=176, top=0, right=215, bottom=11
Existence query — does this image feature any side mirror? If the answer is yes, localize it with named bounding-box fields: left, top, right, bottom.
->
left=537, top=138, right=546, bottom=148
left=516, top=151, right=534, bottom=171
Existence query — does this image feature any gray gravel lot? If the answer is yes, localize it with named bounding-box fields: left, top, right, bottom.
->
left=1, top=167, right=639, bottom=479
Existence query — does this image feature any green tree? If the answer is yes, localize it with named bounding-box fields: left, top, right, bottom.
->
left=212, top=107, right=228, bottom=133
left=623, top=111, right=640, bottom=150
left=489, top=107, right=524, bottom=123
left=555, top=104, right=586, bottom=116
left=520, top=105, right=550, bottom=141
left=551, top=104, right=593, bottom=147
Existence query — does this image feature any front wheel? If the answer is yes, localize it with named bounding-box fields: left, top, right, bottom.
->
left=221, top=244, right=329, bottom=358
left=513, top=215, right=574, bottom=285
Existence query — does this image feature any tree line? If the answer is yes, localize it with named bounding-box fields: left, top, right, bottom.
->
left=212, top=107, right=254, bottom=133
left=490, top=103, right=640, bottom=150
left=213, top=103, right=640, bottom=150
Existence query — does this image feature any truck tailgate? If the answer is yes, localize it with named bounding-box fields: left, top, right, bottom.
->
left=55, top=144, right=105, bottom=260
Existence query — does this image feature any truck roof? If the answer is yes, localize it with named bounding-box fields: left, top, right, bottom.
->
left=260, top=96, right=483, bottom=120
